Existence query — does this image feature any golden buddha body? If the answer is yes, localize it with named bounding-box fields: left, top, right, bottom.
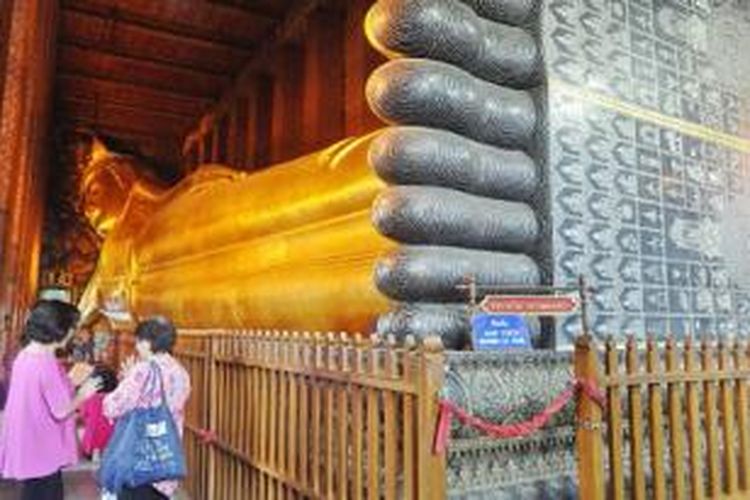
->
left=79, top=0, right=546, bottom=347
left=78, top=134, right=394, bottom=334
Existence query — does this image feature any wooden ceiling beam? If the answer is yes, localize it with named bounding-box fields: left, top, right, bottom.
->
left=58, top=45, right=230, bottom=98
left=59, top=40, right=226, bottom=78
left=206, top=0, right=291, bottom=20
left=61, top=0, right=273, bottom=49
left=61, top=10, right=252, bottom=75
left=58, top=122, right=176, bottom=145
left=57, top=74, right=211, bottom=118
left=56, top=122, right=183, bottom=172
left=58, top=125, right=181, bottom=153
left=58, top=95, right=201, bottom=125
left=57, top=98, right=195, bottom=138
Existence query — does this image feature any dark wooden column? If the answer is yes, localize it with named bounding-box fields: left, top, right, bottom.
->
left=0, top=0, right=15, bottom=122
left=0, top=0, right=60, bottom=364
left=253, top=75, right=273, bottom=168
left=344, top=0, right=384, bottom=136
left=302, top=7, right=346, bottom=151
left=270, top=45, right=304, bottom=164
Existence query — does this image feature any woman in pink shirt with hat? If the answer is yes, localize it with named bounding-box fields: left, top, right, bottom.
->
left=0, top=300, right=101, bottom=499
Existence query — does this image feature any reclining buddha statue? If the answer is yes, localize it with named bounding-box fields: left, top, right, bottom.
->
left=78, top=0, right=545, bottom=348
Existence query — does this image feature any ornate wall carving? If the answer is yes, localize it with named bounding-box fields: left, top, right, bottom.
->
left=544, top=0, right=750, bottom=344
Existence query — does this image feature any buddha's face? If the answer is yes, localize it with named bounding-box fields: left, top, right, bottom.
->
left=80, top=162, right=133, bottom=236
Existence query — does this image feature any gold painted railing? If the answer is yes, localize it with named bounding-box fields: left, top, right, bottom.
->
left=174, top=330, right=446, bottom=499
left=575, top=336, right=750, bottom=500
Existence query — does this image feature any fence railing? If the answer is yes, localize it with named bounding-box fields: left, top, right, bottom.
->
left=575, top=335, right=750, bottom=500
left=173, top=329, right=446, bottom=499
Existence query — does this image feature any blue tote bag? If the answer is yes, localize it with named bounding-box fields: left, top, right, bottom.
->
left=98, top=362, right=187, bottom=493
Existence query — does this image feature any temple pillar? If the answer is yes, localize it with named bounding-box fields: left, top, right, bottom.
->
left=0, top=0, right=14, bottom=121
left=0, top=0, right=59, bottom=369
left=302, top=7, right=346, bottom=151
left=270, top=45, right=304, bottom=163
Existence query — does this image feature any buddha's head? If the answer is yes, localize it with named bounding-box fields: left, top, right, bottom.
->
left=77, top=138, right=138, bottom=236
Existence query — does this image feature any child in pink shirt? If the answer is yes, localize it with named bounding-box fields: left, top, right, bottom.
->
left=79, top=366, right=117, bottom=459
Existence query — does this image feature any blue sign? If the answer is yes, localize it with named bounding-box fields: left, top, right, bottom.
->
left=471, top=314, right=531, bottom=350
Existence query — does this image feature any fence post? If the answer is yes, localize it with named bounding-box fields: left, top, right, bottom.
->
left=575, top=335, right=605, bottom=500
left=416, top=335, right=445, bottom=500
left=206, top=333, right=217, bottom=499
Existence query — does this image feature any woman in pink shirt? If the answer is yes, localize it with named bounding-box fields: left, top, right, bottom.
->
left=103, top=316, right=190, bottom=500
left=0, top=300, right=100, bottom=500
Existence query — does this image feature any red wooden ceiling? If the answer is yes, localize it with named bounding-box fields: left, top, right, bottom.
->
left=55, top=0, right=296, bottom=170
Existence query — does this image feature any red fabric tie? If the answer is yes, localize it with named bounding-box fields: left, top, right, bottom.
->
left=196, top=428, right=217, bottom=444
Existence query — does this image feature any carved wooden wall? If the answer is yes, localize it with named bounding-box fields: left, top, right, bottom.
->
left=40, top=133, right=102, bottom=299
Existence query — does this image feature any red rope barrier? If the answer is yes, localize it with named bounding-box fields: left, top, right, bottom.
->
left=433, top=378, right=605, bottom=454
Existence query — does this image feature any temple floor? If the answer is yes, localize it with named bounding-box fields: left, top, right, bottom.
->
left=0, top=465, right=191, bottom=499
left=0, top=465, right=99, bottom=499
left=0, top=413, right=189, bottom=499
